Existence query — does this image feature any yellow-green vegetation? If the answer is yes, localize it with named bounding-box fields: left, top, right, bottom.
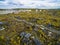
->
left=0, top=9, right=60, bottom=45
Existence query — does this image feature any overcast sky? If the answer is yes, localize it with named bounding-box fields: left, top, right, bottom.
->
left=0, top=0, right=60, bottom=9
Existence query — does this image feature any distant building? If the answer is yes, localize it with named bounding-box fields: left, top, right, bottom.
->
left=36, top=9, right=38, bottom=12
left=13, top=10, right=19, bottom=14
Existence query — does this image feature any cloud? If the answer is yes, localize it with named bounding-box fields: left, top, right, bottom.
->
left=0, top=0, right=60, bottom=9
left=0, top=0, right=5, bottom=1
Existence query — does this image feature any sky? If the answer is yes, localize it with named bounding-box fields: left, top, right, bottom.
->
left=0, top=0, right=60, bottom=9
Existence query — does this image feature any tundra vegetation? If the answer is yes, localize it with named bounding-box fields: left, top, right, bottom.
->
left=0, top=9, right=60, bottom=45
